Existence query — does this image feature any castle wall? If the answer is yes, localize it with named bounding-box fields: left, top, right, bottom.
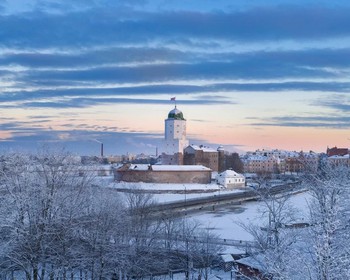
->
left=161, top=153, right=184, bottom=165
left=114, top=167, right=211, bottom=184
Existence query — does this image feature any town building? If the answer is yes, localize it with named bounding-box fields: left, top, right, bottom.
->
left=280, top=151, right=319, bottom=174
left=242, top=149, right=319, bottom=174
left=326, top=146, right=349, bottom=157
left=242, top=154, right=279, bottom=174
left=324, top=146, right=350, bottom=166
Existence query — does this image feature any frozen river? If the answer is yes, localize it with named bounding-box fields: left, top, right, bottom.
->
left=111, top=181, right=311, bottom=249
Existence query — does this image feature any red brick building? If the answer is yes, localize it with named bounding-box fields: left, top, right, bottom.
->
left=183, top=145, right=221, bottom=172
left=326, top=146, right=349, bottom=157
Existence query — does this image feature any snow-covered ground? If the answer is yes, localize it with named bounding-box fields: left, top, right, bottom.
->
left=142, top=269, right=235, bottom=280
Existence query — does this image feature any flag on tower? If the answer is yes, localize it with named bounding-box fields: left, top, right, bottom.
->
left=170, top=97, right=176, bottom=101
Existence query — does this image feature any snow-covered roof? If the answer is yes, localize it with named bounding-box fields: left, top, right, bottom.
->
left=221, top=254, right=234, bottom=263
left=244, top=149, right=319, bottom=160
left=153, top=165, right=211, bottom=171
left=217, top=170, right=245, bottom=178
left=128, top=164, right=211, bottom=171
left=187, top=144, right=217, bottom=153
left=243, top=155, right=271, bottom=161
left=128, top=164, right=149, bottom=170
left=236, top=254, right=267, bottom=271
left=328, top=154, right=350, bottom=159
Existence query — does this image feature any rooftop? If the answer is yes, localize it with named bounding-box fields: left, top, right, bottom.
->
left=167, top=106, right=185, bottom=120
left=187, top=144, right=217, bottom=153
left=218, top=170, right=245, bottom=178
left=125, top=164, right=211, bottom=171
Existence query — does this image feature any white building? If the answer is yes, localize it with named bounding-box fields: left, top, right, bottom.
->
left=327, top=154, right=350, bottom=166
left=216, top=170, right=245, bottom=189
left=162, top=106, right=189, bottom=164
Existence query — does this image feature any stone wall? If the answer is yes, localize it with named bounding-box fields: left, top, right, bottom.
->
left=114, top=168, right=211, bottom=184
left=161, top=153, right=184, bottom=165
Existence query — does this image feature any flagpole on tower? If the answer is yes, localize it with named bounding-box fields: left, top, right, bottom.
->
left=171, top=96, right=176, bottom=107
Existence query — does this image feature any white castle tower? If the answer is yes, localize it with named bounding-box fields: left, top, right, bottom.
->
left=162, top=106, right=189, bottom=164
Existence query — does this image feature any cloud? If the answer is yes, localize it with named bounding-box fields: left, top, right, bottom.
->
left=312, top=94, right=350, bottom=113
left=1, top=5, right=349, bottom=49
left=32, top=0, right=148, bottom=13
left=1, top=4, right=349, bottom=104
left=1, top=124, right=162, bottom=155
left=211, top=81, right=350, bottom=93
left=249, top=115, right=350, bottom=129
left=2, top=47, right=348, bottom=94
left=27, top=115, right=55, bottom=119
left=20, top=96, right=234, bottom=109
left=0, top=47, right=186, bottom=68
left=252, top=91, right=350, bottom=128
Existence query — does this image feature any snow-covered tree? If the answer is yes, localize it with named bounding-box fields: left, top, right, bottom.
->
left=239, top=162, right=350, bottom=280
left=0, top=150, right=94, bottom=279
left=238, top=185, right=302, bottom=280
left=0, top=151, right=225, bottom=279
left=303, top=162, right=350, bottom=280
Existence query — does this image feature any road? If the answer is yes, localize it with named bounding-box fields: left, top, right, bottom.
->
left=147, top=182, right=305, bottom=218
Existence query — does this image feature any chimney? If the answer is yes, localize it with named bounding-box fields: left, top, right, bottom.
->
left=101, top=143, right=104, bottom=157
